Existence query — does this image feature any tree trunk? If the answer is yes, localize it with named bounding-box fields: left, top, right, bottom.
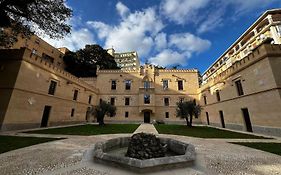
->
left=98, top=116, right=105, bottom=126
left=189, top=115, right=193, bottom=127
left=185, top=117, right=190, bottom=126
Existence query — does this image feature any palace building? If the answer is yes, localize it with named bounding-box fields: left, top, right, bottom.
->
left=0, top=9, right=281, bottom=137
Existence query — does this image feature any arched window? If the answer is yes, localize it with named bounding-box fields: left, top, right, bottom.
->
left=144, top=81, right=150, bottom=89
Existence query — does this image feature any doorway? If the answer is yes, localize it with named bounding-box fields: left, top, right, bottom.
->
left=206, top=112, right=210, bottom=125
left=144, top=111, right=150, bottom=123
left=219, top=110, right=225, bottom=128
left=41, top=106, right=51, bottom=127
left=242, top=108, right=253, bottom=132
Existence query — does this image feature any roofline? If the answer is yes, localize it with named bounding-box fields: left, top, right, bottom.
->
left=203, top=8, right=281, bottom=75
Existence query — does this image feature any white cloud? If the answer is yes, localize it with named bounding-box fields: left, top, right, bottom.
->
left=161, top=0, right=278, bottom=33
left=42, top=28, right=95, bottom=51
left=169, top=33, right=211, bottom=53
left=223, top=0, right=279, bottom=15
left=149, top=49, right=191, bottom=66
left=116, top=1, right=130, bottom=18
left=197, top=9, right=224, bottom=34
left=88, top=7, right=164, bottom=57
left=87, top=21, right=111, bottom=39
left=160, top=0, right=210, bottom=24
left=154, top=32, right=167, bottom=51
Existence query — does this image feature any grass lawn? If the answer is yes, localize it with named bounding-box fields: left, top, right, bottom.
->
left=154, top=124, right=270, bottom=139
left=0, top=135, right=62, bottom=154
left=24, top=124, right=140, bottom=135
left=231, top=142, right=281, bottom=156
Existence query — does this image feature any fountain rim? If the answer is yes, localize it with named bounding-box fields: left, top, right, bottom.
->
left=92, top=136, right=196, bottom=172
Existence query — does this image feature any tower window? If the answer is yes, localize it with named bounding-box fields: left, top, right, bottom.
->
left=48, top=80, right=57, bottom=95
left=144, top=94, right=150, bottom=104
left=110, top=97, right=115, bottom=105
left=164, top=98, right=169, bottom=106
left=216, top=90, right=221, bottom=101
left=73, top=90, right=78, bottom=101
left=163, top=80, right=168, bottom=89
left=125, top=111, right=129, bottom=118
left=111, top=80, right=116, bottom=90
left=235, top=80, right=244, bottom=96
left=125, top=97, right=130, bottom=106
left=125, top=80, right=131, bottom=90
left=178, top=80, right=183, bottom=90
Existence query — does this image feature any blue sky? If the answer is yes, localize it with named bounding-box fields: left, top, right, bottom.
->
left=44, top=0, right=281, bottom=73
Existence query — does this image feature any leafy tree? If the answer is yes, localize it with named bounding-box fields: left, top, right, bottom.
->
left=0, top=0, right=72, bottom=47
left=155, top=65, right=166, bottom=69
left=63, top=44, right=119, bottom=77
left=171, top=64, right=180, bottom=69
left=92, top=100, right=116, bottom=126
left=176, top=100, right=202, bottom=127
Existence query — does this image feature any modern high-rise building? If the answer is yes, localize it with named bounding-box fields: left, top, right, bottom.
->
left=107, top=48, right=140, bottom=70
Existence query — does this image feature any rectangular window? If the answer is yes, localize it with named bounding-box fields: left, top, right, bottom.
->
left=71, top=108, right=75, bottom=117
left=164, top=98, right=169, bottom=106
left=73, top=90, right=78, bottom=101
left=125, top=80, right=131, bottom=90
left=163, top=80, right=168, bottom=89
left=178, top=80, right=183, bottom=90
left=235, top=80, right=244, bottom=96
left=125, top=111, right=129, bottom=118
left=144, top=94, right=150, bottom=104
left=165, top=112, right=169, bottom=118
left=48, top=80, right=57, bottom=95
left=216, top=90, right=221, bottom=101
left=110, top=97, right=115, bottom=105
left=111, top=80, right=116, bottom=90
left=203, top=95, right=207, bottom=105
left=88, top=95, right=92, bottom=104
left=125, top=97, right=130, bottom=106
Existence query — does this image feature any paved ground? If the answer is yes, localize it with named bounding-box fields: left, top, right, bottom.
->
left=133, top=123, right=159, bottom=134
left=0, top=124, right=281, bottom=175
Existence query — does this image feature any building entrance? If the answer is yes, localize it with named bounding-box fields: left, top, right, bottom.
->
left=219, top=110, right=225, bottom=128
left=41, top=106, right=51, bottom=127
left=242, top=108, right=253, bottom=132
left=144, top=111, right=150, bottom=123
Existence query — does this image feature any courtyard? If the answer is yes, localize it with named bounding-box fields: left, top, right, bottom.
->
left=0, top=123, right=280, bottom=175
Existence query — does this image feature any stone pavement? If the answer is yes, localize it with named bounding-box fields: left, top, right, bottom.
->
left=0, top=125, right=281, bottom=175
left=133, top=124, right=159, bottom=134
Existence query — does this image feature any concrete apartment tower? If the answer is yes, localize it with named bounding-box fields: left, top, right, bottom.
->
left=107, top=48, right=140, bottom=70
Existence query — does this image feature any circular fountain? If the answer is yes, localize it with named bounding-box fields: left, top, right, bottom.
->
left=93, top=133, right=195, bottom=173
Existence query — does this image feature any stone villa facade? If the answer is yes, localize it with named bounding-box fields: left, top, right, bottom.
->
left=0, top=9, right=281, bottom=136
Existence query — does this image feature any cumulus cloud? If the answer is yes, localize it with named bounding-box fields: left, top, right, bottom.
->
left=116, top=1, right=130, bottom=18
left=154, top=32, right=167, bottom=51
left=160, top=0, right=210, bottom=25
left=42, top=28, right=95, bottom=51
left=88, top=6, right=164, bottom=57
left=149, top=49, right=191, bottom=66
left=161, top=0, right=278, bottom=33
left=169, top=33, right=211, bottom=53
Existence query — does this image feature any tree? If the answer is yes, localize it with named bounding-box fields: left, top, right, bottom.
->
left=92, top=100, right=116, bottom=126
left=63, top=44, right=120, bottom=77
left=0, top=0, right=72, bottom=47
left=176, top=100, right=202, bottom=127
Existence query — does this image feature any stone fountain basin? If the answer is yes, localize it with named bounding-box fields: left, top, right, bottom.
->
left=93, top=136, right=195, bottom=173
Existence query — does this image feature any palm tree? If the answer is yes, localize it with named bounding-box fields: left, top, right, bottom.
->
left=176, top=100, right=202, bottom=127
left=92, top=100, right=116, bottom=126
